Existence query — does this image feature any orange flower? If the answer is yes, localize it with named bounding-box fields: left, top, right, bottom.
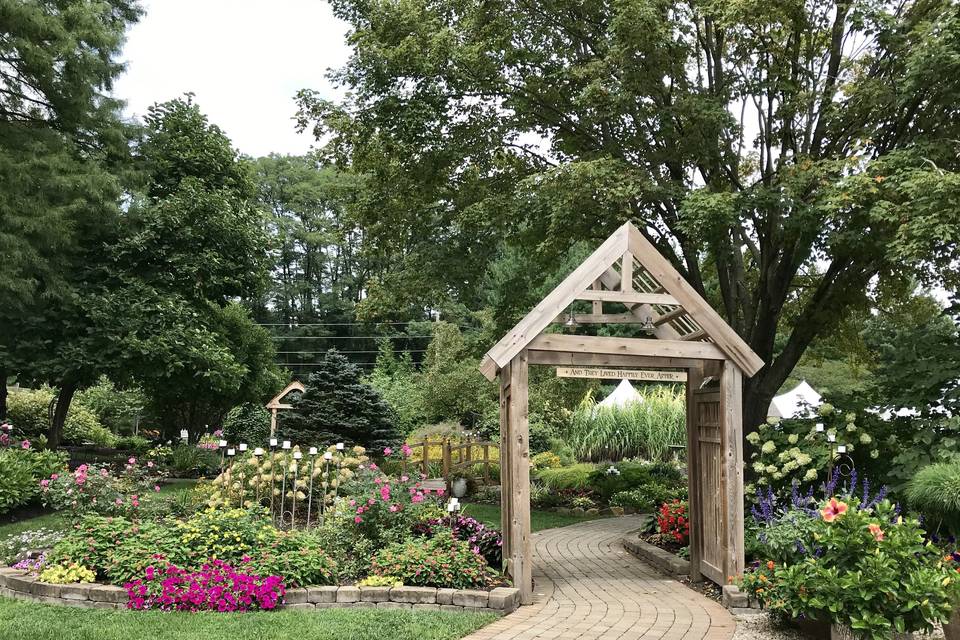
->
left=821, top=498, right=849, bottom=522
left=766, top=560, right=775, bottom=570
left=868, top=523, right=885, bottom=541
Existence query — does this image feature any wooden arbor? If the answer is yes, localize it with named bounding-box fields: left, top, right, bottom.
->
left=266, top=381, right=305, bottom=437
left=479, top=222, right=764, bottom=603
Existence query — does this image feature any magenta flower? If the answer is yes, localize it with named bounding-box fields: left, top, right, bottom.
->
left=21, top=440, right=30, bottom=450
left=354, top=516, right=362, bottom=524
left=383, top=447, right=393, bottom=456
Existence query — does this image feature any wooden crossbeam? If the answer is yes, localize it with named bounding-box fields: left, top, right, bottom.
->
left=681, top=329, right=707, bottom=341
left=591, top=280, right=602, bottom=315
left=550, top=313, right=639, bottom=324
left=653, top=306, right=687, bottom=326
left=528, top=333, right=727, bottom=360
left=575, top=290, right=679, bottom=306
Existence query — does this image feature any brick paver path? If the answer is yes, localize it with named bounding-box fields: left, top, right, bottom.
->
left=464, top=516, right=736, bottom=640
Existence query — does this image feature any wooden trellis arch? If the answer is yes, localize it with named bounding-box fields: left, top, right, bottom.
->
left=480, top=222, right=764, bottom=603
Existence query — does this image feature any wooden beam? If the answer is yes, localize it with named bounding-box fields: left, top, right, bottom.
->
left=685, top=363, right=704, bottom=583
left=527, top=350, right=700, bottom=369
left=720, top=363, right=745, bottom=581
left=681, top=329, right=708, bottom=341
left=575, top=290, right=679, bottom=306
left=508, top=351, right=532, bottom=604
left=591, top=280, right=602, bottom=315
left=498, top=362, right=512, bottom=566
left=528, top=333, right=727, bottom=361
left=483, top=224, right=629, bottom=370
left=626, top=225, right=765, bottom=376
left=479, top=354, right=498, bottom=381
left=550, top=312, right=639, bottom=325
left=653, top=306, right=687, bottom=327
left=598, top=267, right=683, bottom=341
left=620, top=252, right=633, bottom=292
left=557, top=367, right=687, bottom=382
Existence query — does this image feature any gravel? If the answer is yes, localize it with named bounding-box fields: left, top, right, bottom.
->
left=732, top=610, right=946, bottom=640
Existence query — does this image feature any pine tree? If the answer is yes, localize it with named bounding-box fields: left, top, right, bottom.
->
left=280, top=352, right=400, bottom=450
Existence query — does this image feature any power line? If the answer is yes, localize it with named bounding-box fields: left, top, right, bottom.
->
left=258, top=321, right=433, bottom=326
left=269, top=335, right=434, bottom=340
left=276, top=350, right=427, bottom=354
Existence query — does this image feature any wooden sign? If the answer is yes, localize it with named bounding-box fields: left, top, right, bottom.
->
left=556, top=367, right=687, bottom=382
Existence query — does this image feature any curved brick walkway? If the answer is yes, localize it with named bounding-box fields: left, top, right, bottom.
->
left=465, top=516, right=735, bottom=640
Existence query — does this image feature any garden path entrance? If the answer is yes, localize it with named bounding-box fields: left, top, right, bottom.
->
left=463, top=516, right=735, bottom=640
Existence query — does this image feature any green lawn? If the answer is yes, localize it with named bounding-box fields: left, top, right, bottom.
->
left=0, top=597, right=495, bottom=640
left=460, top=503, right=603, bottom=532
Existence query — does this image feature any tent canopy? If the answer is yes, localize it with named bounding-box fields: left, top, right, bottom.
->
left=596, top=379, right=644, bottom=410
left=767, top=380, right=822, bottom=418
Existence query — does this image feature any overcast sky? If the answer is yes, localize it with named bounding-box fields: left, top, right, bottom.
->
left=113, top=0, right=351, bottom=158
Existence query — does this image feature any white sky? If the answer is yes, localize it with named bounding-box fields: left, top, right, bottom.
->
left=113, top=0, right=351, bottom=158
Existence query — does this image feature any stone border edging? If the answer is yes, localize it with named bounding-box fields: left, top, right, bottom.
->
left=621, top=536, right=690, bottom=577
left=0, top=567, right=520, bottom=615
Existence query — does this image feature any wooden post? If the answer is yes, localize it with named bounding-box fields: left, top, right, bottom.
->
left=442, top=438, right=452, bottom=493
left=720, top=362, right=745, bottom=581
left=685, top=362, right=703, bottom=583
left=422, top=442, right=428, bottom=478
left=270, top=408, right=277, bottom=437
left=499, top=362, right=513, bottom=570
left=508, top=350, right=533, bottom=604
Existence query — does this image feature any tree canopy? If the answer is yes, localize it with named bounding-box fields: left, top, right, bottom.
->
left=297, top=0, right=960, bottom=428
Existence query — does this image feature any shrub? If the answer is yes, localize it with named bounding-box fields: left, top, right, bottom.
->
left=174, top=508, right=279, bottom=568
left=75, top=376, right=148, bottom=435
left=222, top=403, right=271, bottom=446
left=40, top=458, right=162, bottom=517
left=114, top=435, right=152, bottom=453
left=535, top=463, right=596, bottom=491
left=656, top=500, right=689, bottom=545
left=370, top=533, right=493, bottom=589
left=6, top=387, right=116, bottom=446
left=905, top=462, right=960, bottom=535
left=588, top=460, right=685, bottom=501
left=38, top=563, right=95, bottom=584
left=251, top=530, right=337, bottom=587
left=0, top=435, right=67, bottom=515
left=124, top=560, right=285, bottom=612
left=414, top=515, right=503, bottom=568
left=746, top=498, right=958, bottom=638
left=169, top=444, right=220, bottom=477
left=530, top=451, right=562, bottom=470
left=609, top=483, right=686, bottom=512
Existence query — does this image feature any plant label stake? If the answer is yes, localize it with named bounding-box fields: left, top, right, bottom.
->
left=268, top=439, right=277, bottom=519
left=306, top=447, right=318, bottom=530
left=253, top=447, right=264, bottom=505
left=292, top=450, right=302, bottom=528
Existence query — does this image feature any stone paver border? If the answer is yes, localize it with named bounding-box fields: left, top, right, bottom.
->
left=0, top=567, right=519, bottom=615
left=622, top=535, right=691, bottom=578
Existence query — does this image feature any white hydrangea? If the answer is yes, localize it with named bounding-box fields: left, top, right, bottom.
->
left=846, top=424, right=857, bottom=432
left=845, top=412, right=857, bottom=423
left=753, top=462, right=766, bottom=473
left=746, top=431, right=761, bottom=444
left=859, top=433, right=872, bottom=445
left=803, top=468, right=817, bottom=481
left=782, top=461, right=798, bottom=473
left=766, top=416, right=781, bottom=425
left=761, top=440, right=777, bottom=454
left=795, top=453, right=812, bottom=466
left=765, top=465, right=778, bottom=475
left=870, top=449, right=880, bottom=459
left=788, top=434, right=799, bottom=444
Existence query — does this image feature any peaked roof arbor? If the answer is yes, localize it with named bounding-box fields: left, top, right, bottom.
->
left=480, top=222, right=764, bottom=381
left=481, top=221, right=764, bottom=602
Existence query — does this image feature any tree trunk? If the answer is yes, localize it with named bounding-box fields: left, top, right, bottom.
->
left=48, top=381, right=77, bottom=450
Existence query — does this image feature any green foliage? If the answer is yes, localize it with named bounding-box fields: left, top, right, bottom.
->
left=75, top=376, right=148, bottom=435
left=566, top=386, right=685, bottom=462
left=281, top=351, right=400, bottom=449
left=534, top=464, right=596, bottom=492
left=0, top=448, right=68, bottom=515
left=253, top=530, right=338, bottom=587
left=588, top=461, right=685, bottom=501
left=905, top=462, right=960, bottom=535
left=370, top=533, right=493, bottom=590
left=419, top=323, right=497, bottom=429
left=222, top=402, right=271, bottom=446
left=530, top=451, right=562, bottom=470
left=753, top=500, right=957, bottom=638
left=168, top=445, right=220, bottom=478
left=367, top=344, right=429, bottom=434
left=6, top=387, right=114, bottom=446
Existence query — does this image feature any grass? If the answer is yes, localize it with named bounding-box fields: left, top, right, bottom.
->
left=0, top=596, right=496, bottom=640
left=460, top=502, right=603, bottom=532
left=567, top=384, right=685, bottom=462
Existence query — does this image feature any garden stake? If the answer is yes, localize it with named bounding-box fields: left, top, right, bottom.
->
left=292, top=450, right=302, bottom=528
left=322, top=451, right=332, bottom=515
left=268, top=438, right=277, bottom=518
left=306, top=447, right=318, bottom=529
left=280, top=441, right=292, bottom=527
left=253, top=447, right=264, bottom=505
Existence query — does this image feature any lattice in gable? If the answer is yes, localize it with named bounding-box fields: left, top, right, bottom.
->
left=626, top=256, right=708, bottom=341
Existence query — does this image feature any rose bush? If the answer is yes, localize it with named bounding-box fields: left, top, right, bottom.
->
left=40, top=457, right=162, bottom=517
left=370, top=533, right=493, bottom=589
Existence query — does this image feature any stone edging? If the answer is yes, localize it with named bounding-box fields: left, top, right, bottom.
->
left=0, top=567, right=520, bottom=615
left=621, top=536, right=690, bottom=578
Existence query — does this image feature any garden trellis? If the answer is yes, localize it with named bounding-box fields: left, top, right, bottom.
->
left=480, top=221, right=765, bottom=602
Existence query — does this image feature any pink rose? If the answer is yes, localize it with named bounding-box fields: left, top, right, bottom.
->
left=50, top=474, right=58, bottom=480
left=154, top=485, right=161, bottom=492
left=147, top=461, right=154, bottom=468
left=436, top=488, right=445, bottom=496
left=115, top=498, right=123, bottom=506
left=400, top=475, right=409, bottom=483
left=389, top=505, right=398, bottom=513
left=21, top=440, right=30, bottom=450
left=40, top=479, right=49, bottom=488
left=369, top=463, right=378, bottom=471
left=354, top=516, right=362, bottom=524
left=383, top=447, right=393, bottom=456
left=128, top=457, right=136, bottom=465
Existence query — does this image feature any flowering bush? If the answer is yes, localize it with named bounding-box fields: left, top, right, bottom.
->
left=746, top=404, right=880, bottom=497
left=0, top=423, right=67, bottom=515
left=414, top=515, right=503, bottom=567
left=656, top=500, right=689, bottom=544
left=370, top=533, right=493, bottom=589
left=124, top=559, right=285, bottom=612
left=744, top=493, right=959, bottom=638
left=38, top=563, right=96, bottom=584
left=40, top=458, right=162, bottom=517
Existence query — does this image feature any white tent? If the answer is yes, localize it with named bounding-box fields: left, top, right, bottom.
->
left=767, top=380, right=822, bottom=418
left=596, top=379, right=644, bottom=410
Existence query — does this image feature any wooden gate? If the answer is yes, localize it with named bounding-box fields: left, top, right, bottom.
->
left=690, top=386, right=724, bottom=583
